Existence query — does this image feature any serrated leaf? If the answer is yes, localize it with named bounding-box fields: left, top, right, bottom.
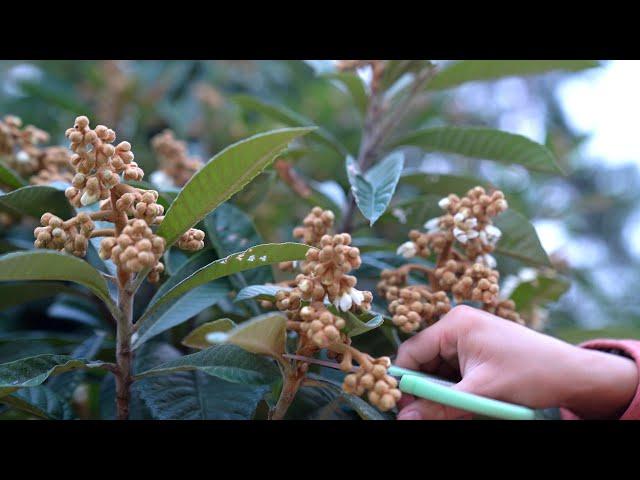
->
left=321, top=72, right=368, bottom=115
left=145, top=243, right=311, bottom=317
left=135, top=344, right=280, bottom=386
left=182, top=319, right=237, bottom=350
left=233, top=95, right=347, bottom=156
left=428, top=60, right=599, bottom=91
left=391, top=127, right=563, bottom=174
left=347, top=151, right=405, bottom=226
left=235, top=284, right=288, bottom=303
left=494, top=210, right=551, bottom=267
left=0, top=354, right=104, bottom=398
left=157, top=128, right=315, bottom=246
left=134, top=343, right=269, bottom=420
left=0, top=160, right=27, bottom=190
left=282, top=381, right=351, bottom=420
left=0, top=251, right=118, bottom=318
left=0, top=385, right=74, bottom=420
left=206, top=313, right=287, bottom=359
left=132, top=280, right=229, bottom=349
left=139, top=370, right=267, bottom=420
left=0, top=185, right=75, bottom=219
left=204, top=202, right=273, bottom=287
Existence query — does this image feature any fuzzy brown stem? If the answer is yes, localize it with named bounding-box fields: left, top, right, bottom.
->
left=430, top=240, right=454, bottom=291
left=340, top=64, right=435, bottom=233
left=89, top=210, right=114, bottom=221
left=398, top=263, right=437, bottom=289
left=110, top=187, right=133, bottom=420
left=270, top=369, right=304, bottom=420
left=114, top=282, right=133, bottom=420
left=90, top=228, right=115, bottom=238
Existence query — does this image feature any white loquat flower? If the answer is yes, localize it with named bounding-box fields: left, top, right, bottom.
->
left=424, top=217, right=441, bottom=232
left=438, top=197, right=450, bottom=209
left=396, top=241, right=417, bottom=258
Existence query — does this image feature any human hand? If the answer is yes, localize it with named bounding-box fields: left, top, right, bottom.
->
left=395, top=305, right=638, bottom=420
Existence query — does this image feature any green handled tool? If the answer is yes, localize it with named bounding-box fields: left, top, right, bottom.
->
left=284, top=354, right=560, bottom=420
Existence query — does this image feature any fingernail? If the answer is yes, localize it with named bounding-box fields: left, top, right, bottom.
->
left=397, top=410, right=421, bottom=421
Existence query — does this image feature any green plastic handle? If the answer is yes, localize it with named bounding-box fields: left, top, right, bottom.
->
left=399, top=374, right=537, bottom=420
left=388, top=366, right=455, bottom=387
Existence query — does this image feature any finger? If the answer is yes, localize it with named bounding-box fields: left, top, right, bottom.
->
left=395, top=322, right=446, bottom=371
left=397, top=398, right=470, bottom=420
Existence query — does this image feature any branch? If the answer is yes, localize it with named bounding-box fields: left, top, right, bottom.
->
left=339, top=63, right=437, bottom=233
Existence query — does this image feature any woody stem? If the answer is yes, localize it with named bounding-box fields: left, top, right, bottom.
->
left=111, top=188, right=133, bottom=421
left=90, top=228, right=115, bottom=238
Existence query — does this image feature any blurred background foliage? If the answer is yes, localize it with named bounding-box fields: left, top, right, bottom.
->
left=1, top=59, right=638, bottom=418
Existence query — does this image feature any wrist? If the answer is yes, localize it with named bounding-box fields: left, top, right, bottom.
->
left=560, top=346, right=638, bottom=419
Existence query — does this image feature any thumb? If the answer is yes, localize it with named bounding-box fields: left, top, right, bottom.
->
left=396, top=373, right=489, bottom=420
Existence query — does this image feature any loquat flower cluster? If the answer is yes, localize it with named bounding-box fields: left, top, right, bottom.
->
left=32, top=116, right=206, bottom=283
left=0, top=115, right=74, bottom=186
left=150, top=129, right=203, bottom=188
left=272, top=206, right=400, bottom=412
left=380, top=186, right=524, bottom=333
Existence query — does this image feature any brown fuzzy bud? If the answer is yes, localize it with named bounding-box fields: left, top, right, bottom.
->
left=177, top=228, right=205, bottom=251
left=341, top=357, right=401, bottom=411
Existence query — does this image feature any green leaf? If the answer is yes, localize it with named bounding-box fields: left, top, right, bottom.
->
left=0, top=354, right=104, bottom=398
left=157, top=127, right=315, bottom=246
left=400, top=171, right=493, bottom=197
left=132, top=280, right=229, bottom=349
left=382, top=60, right=433, bottom=91
left=182, top=319, right=237, bottom=350
left=18, top=79, right=91, bottom=113
left=232, top=95, right=347, bottom=156
left=150, top=249, right=217, bottom=307
left=391, top=127, right=563, bottom=174
left=47, top=295, right=107, bottom=329
left=204, top=202, right=273, bottom=286
left=235, top=284, right=287, bottom=303
left=330, top=307, right=384, bottom=337
left=0, top=160, right=27, bottom=190
left=134, top=343, right=269, bottom=420
left=206, top=313, right=287, bottom=359
left=0, top=385, right=74, bottom=420
left=347, top=151, right=405, bottom=226
left=47, top=332, right=106, bottom=401
left=0, top=185, right=75, bottom=219
left=494, top=210, right=551, bottom=267
left=135, top=344, right=280, bottom=386
left=428, top=60, right=600, bottom=91
left=510, top=275, right=570, bottom=315
left=0, top=251, right=118, bottom=318
left=0, top=281, right=81, bottom=311
left=306, top=374, right=387, bottom=420
left=309, top=179, right=348, bottom=213
left=321, top=72, right=368, bottom=115
left=146, top=243, right=311, bottom=316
